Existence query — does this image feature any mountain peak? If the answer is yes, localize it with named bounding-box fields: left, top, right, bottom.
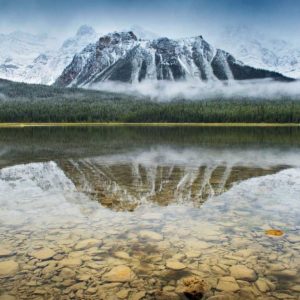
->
left=98, top=31, right=138, bottom=45
left=76, top=25, right=96, bottom=37
left=127, top=25, right=159, bottom=40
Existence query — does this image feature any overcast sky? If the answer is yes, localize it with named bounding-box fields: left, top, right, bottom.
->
left=0, top=0, right=299, bottom=45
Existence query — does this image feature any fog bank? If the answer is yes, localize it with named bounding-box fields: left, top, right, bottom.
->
left=89, top=79, right=300, bottom=101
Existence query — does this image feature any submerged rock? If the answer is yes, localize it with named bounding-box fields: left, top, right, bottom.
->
left=166, top=260, right=186, bottom=270
left=59, top=257, right=82, bottom=268
left=30, top=248, right=55, bottom=260
left=138, top=230, right=163, bottom=241
left=116, top=289, right=130, bottom=299
left=0, top=260, right=19, bottom=277
left=255, top=278, right=273, bottom=292
left=216, top=276, right=240, bottom=292
left=129, top=291, right=146, bottom=300
left=154, top=291, right=180, bottom=300
left=114, top=251, right=131, bottom=260
left=229, top=265, right=257, bottom=282
left=102, top=265, right=135, bottom=282
left=74, top=238, right=102, bottom=250
left=0, top=295, right=16, bottom=300
left=0, top=246, right=15, bottom=257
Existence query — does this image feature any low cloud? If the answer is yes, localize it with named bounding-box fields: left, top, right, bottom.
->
left=89, top=79, right=300, bottom=101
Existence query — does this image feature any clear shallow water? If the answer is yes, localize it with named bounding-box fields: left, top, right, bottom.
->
left=0, top=127, right=300, bottom=300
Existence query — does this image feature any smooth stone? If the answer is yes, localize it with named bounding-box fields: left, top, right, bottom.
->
left=129, top=291, right=146, bottom=300
left=114, top=251, right=130, bottom=260
left=163, top=286, right=175, bottom=292
left=286, top=235, right=300, bottom=243
left=229, top=265, right=257, bottom=282
left=185, top=239, right=210, bottom=250
left=30, top=248, right=55, bottom=260
left=291, top=285, right=300, bottom=292
left=116, top=289, right=130, bottom=299
left=235, top=249, right=256, bottom=258
left=166, top=260, right=186, bottom=270
left=185, top=250, right=201, bottom=258
left=102, top=265, right=135, bottom=282
left=77, top=274, right=91, bottom=281
left=59, top=257, right=82, bottom=268
left=138, top=230, right=163, bottom=241
left=74, top=239, right=102, bottom=251
left=0, top=260, right=19, bottom=277
left=217, top=277, right=240, bottom=292
left=154, top=291, right=180, bottom=300
left=255, top=278, right=272, bottom=292
left=207, top=295, right=238, bottom=300
left=0, top=246, right=14, bottom=257
left=0, top=295, right=16, bottom=300
left=60, top=268, right=76, bottom=279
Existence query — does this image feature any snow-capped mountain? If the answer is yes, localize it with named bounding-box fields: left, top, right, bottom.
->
left=125, top=25, right=159, bottom=40
left=20, top=25, right=99, bottom=85
left=55, top=31, right=290, bottom=87
left=0, top=25, right=98, bottom=85
left=216, top=25, right=300, bottom=79
left=0, top=31, right=57, bottom=82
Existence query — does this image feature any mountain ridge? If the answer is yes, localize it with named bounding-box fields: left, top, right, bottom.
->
left=55, top=31, right=292, bottom=87
left=216, top=25, right=300, bottom=79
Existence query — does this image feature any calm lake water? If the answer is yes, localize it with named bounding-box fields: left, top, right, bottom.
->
left=0, top=126, right=300, bottom=300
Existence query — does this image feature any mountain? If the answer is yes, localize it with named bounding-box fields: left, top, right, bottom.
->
left=0, top=31, right=57, bottom=82
left=125, top=25, right=159, bottom=40
left=20, top=25, right=98, bottom=85
left=0, top=25, right=98, bottom=85
left=55, top=31, right=291, bottom=87
left=216, top=25, right=300, bottom=79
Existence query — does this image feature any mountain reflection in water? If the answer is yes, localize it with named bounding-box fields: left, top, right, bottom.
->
left=0, top=126, right=300, bottom=300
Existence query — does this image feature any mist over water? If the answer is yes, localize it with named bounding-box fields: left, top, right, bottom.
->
left=90, top=79, right=300, bottom=101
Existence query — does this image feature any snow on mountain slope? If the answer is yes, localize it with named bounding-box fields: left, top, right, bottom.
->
left=216, top=25, right=300, bottom=79
left=55, top=31, right=291, bottom=88
left=0, top=31, right=57, bottom=81
left=20, top=25, right=99, bottom=85
left=0, top=25, right=99, bottom=85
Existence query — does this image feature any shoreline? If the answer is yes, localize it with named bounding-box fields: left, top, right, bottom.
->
left=0, top=122, right=300, bottom=128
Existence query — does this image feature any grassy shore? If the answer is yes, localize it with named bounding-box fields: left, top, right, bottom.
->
left=0, top=122, right=299, bottom=128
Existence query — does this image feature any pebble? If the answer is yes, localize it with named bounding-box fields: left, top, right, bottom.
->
left=74, top=239, right=102, bottom=251
left=116, top=289, right=130, bottom=299
left=0, top=260, right=19, bottom=277
left=255, top=278, right=272, bottom=292
left=30, top=248, right=55, bottom=260
left=217, top=276, right=240, bottom=292
left=0, top=295, right=16, bottom=300
left=102, top=265, right=135, bottom=282
left=166, top=260, right=186, bottom=270
left=129, top=291, right=146, bottom=300
left=59, top=257, right=82, bottom=268
left=138, top=230, right=163, bottom=241
left=229, top=265, right=257, bottom=282
left=0, top=246, right=14, bottom=257
left=114, top=251, right=130, bottom=260
left=291, top=285, right=300, bottom=292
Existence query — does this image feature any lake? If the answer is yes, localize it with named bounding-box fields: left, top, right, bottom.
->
left=0, top=126, right=300, bottom=300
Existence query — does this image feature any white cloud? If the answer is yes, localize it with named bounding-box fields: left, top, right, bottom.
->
left=89, top=79, right=300, bottom=101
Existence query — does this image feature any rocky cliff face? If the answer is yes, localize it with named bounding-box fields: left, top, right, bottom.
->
left=55, top=31, right=291, bottom=87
